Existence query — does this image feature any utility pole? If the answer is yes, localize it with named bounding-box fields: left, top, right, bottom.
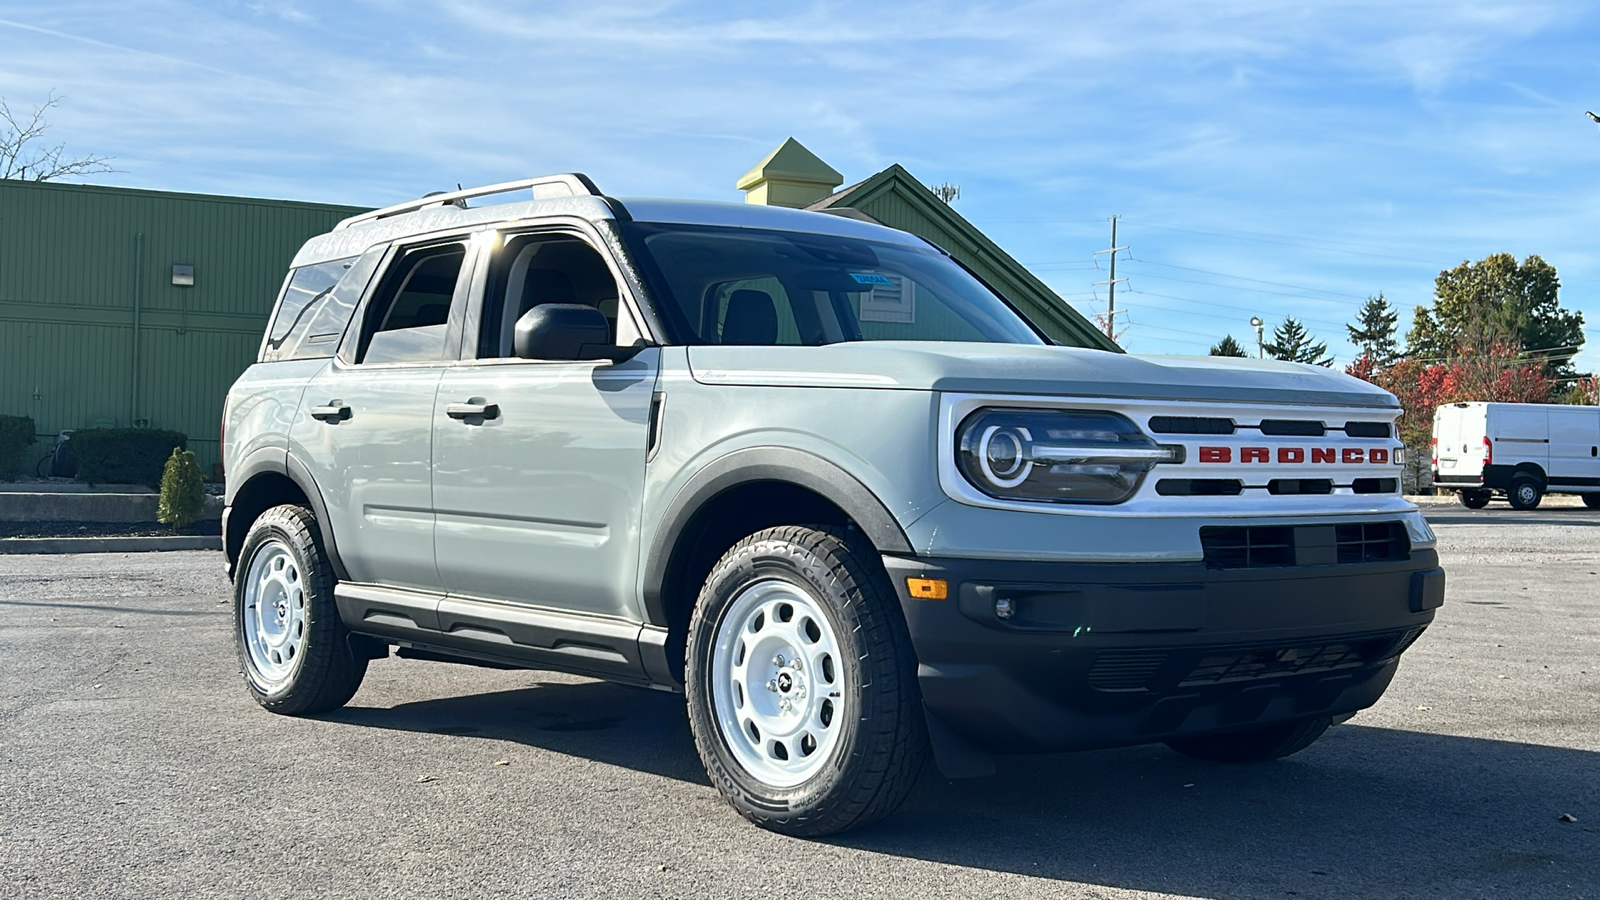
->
left=1093, top=215, right=1128, bottom=339
left=1251, top=316, right=1265, bottom=359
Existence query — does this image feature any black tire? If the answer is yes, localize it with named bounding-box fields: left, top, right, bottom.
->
left=1165, top=716, right=1332, bottom=763
left=685, top=525, right=927, bottom=837
left=1458, top=490, right=1491, bottom=509
left=1583, top=494, right=1600, bottom=510
left=233, top=504, right=367, bottom=715
left=1508, top=475, right=1543, bottom=511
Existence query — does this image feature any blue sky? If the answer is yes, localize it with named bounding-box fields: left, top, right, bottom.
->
left=3, top=1, right=1598, bottom=372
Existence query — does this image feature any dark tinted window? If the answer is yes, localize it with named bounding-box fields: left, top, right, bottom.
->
left=478, top=234, right=623, bottom=358
left=260, top=258, right=356, bottom=362
left=357, top=244, right=466, bottom=365
left=622, top=223, right=1045, bottom=347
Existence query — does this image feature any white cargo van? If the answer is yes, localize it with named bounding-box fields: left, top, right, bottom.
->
left=1433, top=402, right=1600, bottom=509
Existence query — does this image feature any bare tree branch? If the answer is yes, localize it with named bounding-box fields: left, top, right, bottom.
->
left=1, top=92, right=116, bottom=182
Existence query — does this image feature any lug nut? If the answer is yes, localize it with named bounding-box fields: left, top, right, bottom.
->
left=772, top=654, right=785, bottom=667
left=790, top=657, right=802, bottom=672
left=766, top=679, right=779, bottom=693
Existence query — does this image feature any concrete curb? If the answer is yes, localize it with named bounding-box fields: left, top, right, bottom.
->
left=0, top=536, right=222, bottom=555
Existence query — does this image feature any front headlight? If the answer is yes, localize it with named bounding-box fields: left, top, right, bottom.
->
left=956, top=408, right=1179, bottom=504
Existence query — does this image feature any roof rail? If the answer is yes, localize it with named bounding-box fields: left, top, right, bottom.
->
left=334, top=173, right=603, bottom=230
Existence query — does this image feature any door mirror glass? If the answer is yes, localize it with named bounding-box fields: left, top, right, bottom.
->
left=514, top=304, right=618, bottom=361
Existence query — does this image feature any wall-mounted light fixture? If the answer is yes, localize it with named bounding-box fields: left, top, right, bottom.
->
left=172, top=264, right=195, bottom=287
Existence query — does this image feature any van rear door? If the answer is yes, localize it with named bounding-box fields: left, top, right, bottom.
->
left=1435, top=403, right=1486, bottom=479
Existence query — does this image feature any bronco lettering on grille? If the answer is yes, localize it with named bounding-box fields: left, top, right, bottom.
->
left=1198, top=446, right=1389, bottom=464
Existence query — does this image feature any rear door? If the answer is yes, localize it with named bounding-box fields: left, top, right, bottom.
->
left=291, top=237, right=475, bottom=592
left=431, top=226, right=657, bottom=620
left=1435, top=403, right=1486, bottom=479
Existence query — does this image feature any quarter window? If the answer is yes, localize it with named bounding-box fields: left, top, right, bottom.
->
left=260, top=256, right=366, bottom=362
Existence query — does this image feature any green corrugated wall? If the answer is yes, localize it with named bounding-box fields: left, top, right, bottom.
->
left=0, top=180, right=366, bottom=477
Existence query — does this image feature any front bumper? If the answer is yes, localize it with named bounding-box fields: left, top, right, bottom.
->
left=883, top=550, right=1443, bottom=760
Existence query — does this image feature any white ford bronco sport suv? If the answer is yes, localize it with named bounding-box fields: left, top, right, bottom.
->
left=224, top=175, right=1445, bottom=836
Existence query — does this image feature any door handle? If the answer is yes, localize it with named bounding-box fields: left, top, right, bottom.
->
left=446, top=400, right=500, bottom=421
left=310, top=403, right=351, bottom=423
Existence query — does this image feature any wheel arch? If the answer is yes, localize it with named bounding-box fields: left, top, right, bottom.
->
left=1512, top=462, right=1548, bottom=485
left=225, top=450, right=348, bottom=582
left=641, top=447, right=914, bottom=678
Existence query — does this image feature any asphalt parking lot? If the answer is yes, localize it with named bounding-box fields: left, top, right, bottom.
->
left=2, top=509, right=1597, bottom=900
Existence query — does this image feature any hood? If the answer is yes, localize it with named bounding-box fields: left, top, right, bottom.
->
left=686, top=342, right=1398, bottom=409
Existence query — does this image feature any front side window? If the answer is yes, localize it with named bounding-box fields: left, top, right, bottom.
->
left=356, top=243, right=467, bottom=365
left=622, top=223, right=1047, bottom=347
left=476, top=233, right=636, bottom=359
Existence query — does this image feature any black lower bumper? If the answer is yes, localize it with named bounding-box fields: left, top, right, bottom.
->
left=883, top=551, right=1443, bottom=764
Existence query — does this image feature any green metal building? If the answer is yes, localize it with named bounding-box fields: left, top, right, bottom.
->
left=0, top=180, right=364, bottom=475
left=0, top=141, right=1109, bottom=479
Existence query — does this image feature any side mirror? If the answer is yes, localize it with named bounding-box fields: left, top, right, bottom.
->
left=514, top=304, right=619, bottom=361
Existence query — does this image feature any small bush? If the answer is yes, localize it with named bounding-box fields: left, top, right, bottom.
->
left=158, top=448, right=206, bottom=530
left=72, top=428, right=187, bottom=488
left=0, top=415, right=36, bottom=479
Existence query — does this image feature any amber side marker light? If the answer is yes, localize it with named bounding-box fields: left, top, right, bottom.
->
left=907, top=578, right=949, bottom=600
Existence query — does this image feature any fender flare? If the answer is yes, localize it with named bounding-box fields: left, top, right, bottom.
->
left=640, top=446, right=913, bottom=627
left=226, top=448, right=350, bottom=582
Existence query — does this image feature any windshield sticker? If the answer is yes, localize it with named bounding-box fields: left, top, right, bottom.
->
left=849, top=272, right=894, bottom=286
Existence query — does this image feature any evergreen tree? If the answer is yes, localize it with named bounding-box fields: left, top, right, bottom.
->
left=1264, top=317, right=1333, bottom=367
left=1346, top=293, right=1400, bottom=366
left=1406, top=253, right=1584, bottom=378
left=1209, top=334, right=1249, bottom=357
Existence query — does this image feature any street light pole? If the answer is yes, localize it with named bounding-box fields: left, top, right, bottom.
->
left=1250, top=316, right=1265, bottom=359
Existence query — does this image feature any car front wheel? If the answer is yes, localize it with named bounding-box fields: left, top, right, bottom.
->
left=234, top=504, right=367, bottom=715
left=685, top=526, right=927, bottom=836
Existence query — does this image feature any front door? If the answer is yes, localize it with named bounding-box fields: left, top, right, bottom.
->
left=432, top=229, right=657, bottom=620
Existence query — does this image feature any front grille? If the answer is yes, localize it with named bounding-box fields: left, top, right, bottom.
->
left=1343, top=421, right=1392, bottom=438
left=1200, top=526, right=1294, bottom=568
left=1259, top=419, right=1325, bottom=436
left=1087, top=626, right=1427, bottom=693
left=1087, top=651, right=1168, bottom=691
left=1267, top=478, right=1332, bottom=495
left=1202, top=522, right=1409, bottom=568
left=1157, top=478, right=1243, bottom=496
left=1149, top=416, right=1235, bottom=435
left=1335, top=521, right=1408, bottom=563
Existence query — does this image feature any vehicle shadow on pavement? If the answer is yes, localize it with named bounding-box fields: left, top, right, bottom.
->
left=850, top=723, right=1600, bottom=898
left=327, top=680, right=710, bottom=785
left=324, top=682, right=1598, bottom=897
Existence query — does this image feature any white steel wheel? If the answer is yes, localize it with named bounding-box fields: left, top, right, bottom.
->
left=241, top=539, right=307, bottom=686
left=711, top=578, right=846, bottom=788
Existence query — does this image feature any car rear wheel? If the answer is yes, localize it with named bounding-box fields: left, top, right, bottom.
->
left=1165, top=716, right=1332, bottom=763
left=1508, top=476, right=1543, bottom=511
left=1458, top=490, right=1491, bottom=509
left=685, top=526, right=927, bottom=836
left=234, top=504, right=367, bottom=715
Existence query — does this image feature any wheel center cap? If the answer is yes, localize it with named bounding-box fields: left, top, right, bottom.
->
left=777, top=672, right=793, bottom=693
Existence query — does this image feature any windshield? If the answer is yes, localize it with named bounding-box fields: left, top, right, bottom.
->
left=622, top=223, right=1047, bottom=347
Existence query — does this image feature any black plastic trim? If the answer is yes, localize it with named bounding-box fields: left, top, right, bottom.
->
left=285, top=452, right=351, bottom=582
left=640, top=447, right=913, bottom=627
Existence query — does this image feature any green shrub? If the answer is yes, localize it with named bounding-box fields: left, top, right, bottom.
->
left=158, top=448, right=206, bottom=530
left=72, top=428, right=187, bottom=488
left=0, top=415, right=37, bottom=479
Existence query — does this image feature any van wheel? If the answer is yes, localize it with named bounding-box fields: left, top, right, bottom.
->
left=1458, top=490, right=1491, bottom=509
left=685, top=526, right=927, bottom=837
left=1508, top=476, right=1543, bottom=511
left=234, top=504, right=367, bottom=715
left=1165, top=716, right=1332, bottom=763
left=1583, top=495, right=1600, bottom=510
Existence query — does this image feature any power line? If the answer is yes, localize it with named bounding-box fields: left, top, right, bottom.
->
left=1121, top=287, right=1351, bottom=334
left=1123, top=258, right=1376, bottom=302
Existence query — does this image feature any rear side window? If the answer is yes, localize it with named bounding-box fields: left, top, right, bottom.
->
left=259, top=253, right=378, bottom=363
left=356, top=243, right=467, bottom=365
